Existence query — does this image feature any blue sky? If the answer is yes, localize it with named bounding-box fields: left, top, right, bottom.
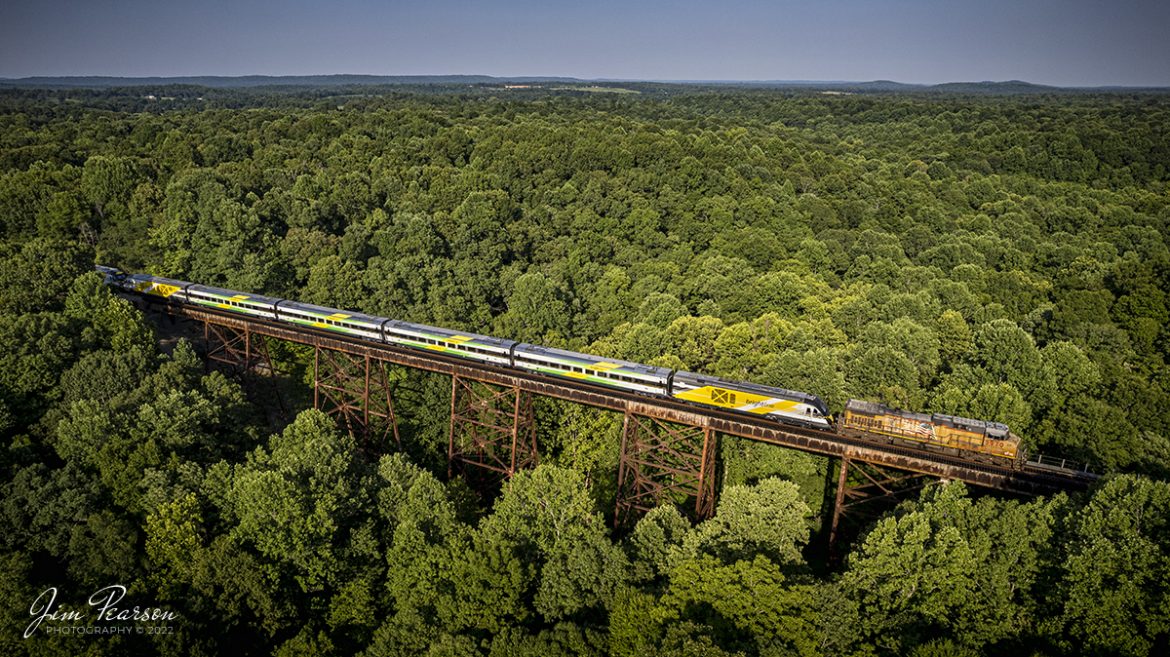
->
left=1, top=0, right=1167, bottom=86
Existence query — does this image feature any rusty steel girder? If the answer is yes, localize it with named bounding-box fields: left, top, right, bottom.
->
left=313, top=347, right=400, bottom=449
left=156, top=304, right=1090, bottom=503
left=828, top=456, right=933, bottom=556
left=614, top=412, right=718, bottom=528
left=447, top=376, right=538, bottom=479
left=203, top=320, right=277, bottom=375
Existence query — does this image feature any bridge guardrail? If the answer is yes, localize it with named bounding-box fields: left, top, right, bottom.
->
left=1026, top=454, right=1097, bottom=478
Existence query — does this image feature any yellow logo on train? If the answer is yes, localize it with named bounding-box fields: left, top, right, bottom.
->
left=673, top=386, right=798, bottom=415
left=135, top=281, right=181, bottom=297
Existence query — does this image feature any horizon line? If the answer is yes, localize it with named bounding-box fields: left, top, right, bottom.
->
left=2, top=73, right=1170, bottom=90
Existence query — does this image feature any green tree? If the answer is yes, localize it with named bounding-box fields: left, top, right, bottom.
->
left=80, top=154, right=137, bottom=221
left=973, top=319, right=1044, bottom=393
left=0, top=238, right=93, bottom=315
left=841, top=483, right=980, bottom=653
left=304, top=254, right=368, bottom=311
left=1045, top=476, right=1170, bottom=657
left=496, top=271, right=572, bottom=343
left=227, top=409, right=374, bottom=593
left=683, top=478, right=811, bottom=566
left=846, top=345, right=922, bottom=409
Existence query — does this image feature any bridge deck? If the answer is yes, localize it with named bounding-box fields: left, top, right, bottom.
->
left=142, top=298, right=1095, bottom=496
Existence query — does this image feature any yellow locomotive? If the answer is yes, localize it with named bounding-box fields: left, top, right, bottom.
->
left=839, top=400, right=1023, bottom=464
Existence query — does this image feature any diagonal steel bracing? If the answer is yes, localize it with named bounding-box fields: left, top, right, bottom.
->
left=614, top=412, right=718, bottom=528
left=828, top=455, right=932, bottom=555
left=313, top=347, right=400, bottom=449
left=447, top=376, right=538, bottom=480
left=203, top=321, right=278, bottom=375
left=142, top=303, right=1093, bottom=533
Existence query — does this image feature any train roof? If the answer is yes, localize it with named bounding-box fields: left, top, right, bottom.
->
left=846, top=399, right=1013, bottom=432
left=187, top=283, right=286, bottom=307
left=846, top=399, right=897, bottom=415
left=933, top=413, right=1010, bottom=432
left=676, top=371, right=829, bottom=414
left=514, top=343, right=672, bottom=377
left=275, top=299, right=388, bottom=325
left=126, top=273, right=195, bottom=289
left=386, top=319, right=517, bottom=349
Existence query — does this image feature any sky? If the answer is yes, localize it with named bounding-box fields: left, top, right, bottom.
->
left=1, top=0, right=1168, bottom=87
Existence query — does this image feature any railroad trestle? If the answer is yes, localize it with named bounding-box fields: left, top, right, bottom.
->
left=133, top=300, right=1091, bottom=533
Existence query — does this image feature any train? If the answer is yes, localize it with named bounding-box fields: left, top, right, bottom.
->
left=839, top=400, right=1021, bottom=462
left=96, top=266, right=1025, bottom=467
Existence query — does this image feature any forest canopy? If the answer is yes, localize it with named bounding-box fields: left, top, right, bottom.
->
left=1, top=85, right=1168, bottom=656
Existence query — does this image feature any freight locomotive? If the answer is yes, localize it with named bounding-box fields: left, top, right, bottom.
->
left=96, top=266, right=1025, bottom=466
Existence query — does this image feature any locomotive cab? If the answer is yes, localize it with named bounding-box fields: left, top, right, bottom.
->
left=94, top=264, right=127, bottom=285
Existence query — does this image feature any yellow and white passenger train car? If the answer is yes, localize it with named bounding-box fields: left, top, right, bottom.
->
left=99, top=265, right=1026, bottom=465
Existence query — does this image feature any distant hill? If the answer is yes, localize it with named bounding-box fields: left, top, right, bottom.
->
left=929, top=80, right=1058, bottom=93
left=697, top=79, right=1168, bottom=94
left=694, top=79, right=925, bottom=92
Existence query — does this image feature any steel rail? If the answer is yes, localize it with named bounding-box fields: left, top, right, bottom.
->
left=137, top=297, right=1097, bottom=496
